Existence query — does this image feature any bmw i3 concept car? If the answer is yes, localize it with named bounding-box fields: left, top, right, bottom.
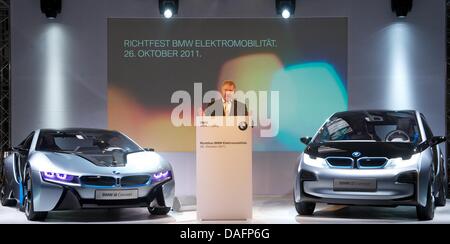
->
left=294, top=110, right=447, bottom=220
left=0, top=128, right=175, bottom=221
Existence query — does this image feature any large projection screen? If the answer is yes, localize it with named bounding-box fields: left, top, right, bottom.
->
left=108, top=18, right=347, bottom=152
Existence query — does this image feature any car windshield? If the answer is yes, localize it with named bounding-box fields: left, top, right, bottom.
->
left=35, top=130, right=143, bottom=167
left=36, top=130, right=142, bottom=154
left=313, top=111, right=422, bottom=145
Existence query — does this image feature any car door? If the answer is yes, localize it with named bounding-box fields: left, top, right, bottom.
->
left=8, top=132, right=34, bottom=203
left=12, top=132, right=34, bottom=191
left=420, top=115, right=442, bottom=189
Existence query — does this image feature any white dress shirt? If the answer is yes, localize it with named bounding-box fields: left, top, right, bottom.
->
left=222, top=98, right=232, bottom=116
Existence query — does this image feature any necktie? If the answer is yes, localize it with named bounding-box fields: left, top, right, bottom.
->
left=224, top=102, right=230, bottom=116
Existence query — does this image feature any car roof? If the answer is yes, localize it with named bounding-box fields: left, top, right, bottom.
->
left=39, top=128, right=117, bottom=134
left=332, top=110, right=417, bottom=117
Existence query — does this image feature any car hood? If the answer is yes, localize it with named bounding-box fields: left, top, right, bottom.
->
left=31, top=151, right=170, bottom=175
left=304, top=141, right=417, bottom=159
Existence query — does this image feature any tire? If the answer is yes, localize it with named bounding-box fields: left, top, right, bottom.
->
left=416, top=181, right=435, bottom=221
left=23, top=167, right=47, bottom=221
left=436, top=174, right=447, bottom=207
left=147, top=186, right=170, bottom=216
left=148, top=206, right=171, bottom=215
left=295, top=201, right=316, bottom=216
left=0, top=173, right=16, bottom=207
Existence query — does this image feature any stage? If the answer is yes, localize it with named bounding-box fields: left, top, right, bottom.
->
left=1, top=196, right=449, bottom=224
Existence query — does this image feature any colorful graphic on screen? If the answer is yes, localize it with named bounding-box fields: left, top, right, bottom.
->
left=108, top=18, right=348, bottom=152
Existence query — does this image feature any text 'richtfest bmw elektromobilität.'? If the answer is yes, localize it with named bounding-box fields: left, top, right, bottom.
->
left=294, top=110, right=447, bottom=220
left=0, top=128, right=175, bottom=221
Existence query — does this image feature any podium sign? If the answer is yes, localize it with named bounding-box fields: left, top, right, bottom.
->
left=196, top=116, right=252, bottom=220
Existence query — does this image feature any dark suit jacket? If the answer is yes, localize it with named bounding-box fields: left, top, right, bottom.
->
left=204, top=99, right=248, bottom=116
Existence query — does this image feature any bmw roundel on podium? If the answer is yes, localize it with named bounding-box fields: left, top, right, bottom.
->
left=0, top=128, right=175, bottom=221
left=294, top=110, right=448, bottom=221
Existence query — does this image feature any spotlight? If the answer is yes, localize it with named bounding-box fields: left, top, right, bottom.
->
left=281, top=9, right=291, bottom=19
left=164, top=9, right=173, bottom=18
left=40, top=0, right=62, bottom=19
left=276, top=0, right=295, bottom=19
left=159, top=0, right=178, bottom=19
left=391, top=0, right=413, bottom=18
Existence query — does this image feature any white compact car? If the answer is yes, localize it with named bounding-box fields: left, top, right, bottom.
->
left=294, top=110, right=447, bottom=220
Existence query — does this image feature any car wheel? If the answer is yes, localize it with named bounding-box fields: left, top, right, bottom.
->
left=23, top=167, right=47, bottom=221
left=416, top=181, right=435, bottom=221
left=148, top=206, right=171, bottom=215
left=295, top=201, right=316, bottom=216
left=0, top=173, right=16, bottom=207
left=436, top=174, right=447, bottom=207
left=147, top=187, right=171, bottom=215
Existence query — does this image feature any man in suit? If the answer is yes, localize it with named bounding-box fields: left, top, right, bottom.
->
left=204, top=80, right=248, bottom=116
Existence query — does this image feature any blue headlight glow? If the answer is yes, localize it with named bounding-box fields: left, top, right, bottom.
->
left=40, top=171, right=80, bottom=185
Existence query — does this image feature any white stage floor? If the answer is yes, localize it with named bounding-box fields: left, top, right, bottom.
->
left=1, top=196, right=450, bottom=224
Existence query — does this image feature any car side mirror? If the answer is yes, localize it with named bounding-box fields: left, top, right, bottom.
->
left=144, top=148, right=155, bottom=152
left=430, top=136, right=447, bottom=147
left=12, top=146, right=27, bottom=152
left=416, top=136, right=447, bottom=152
left=300, top=137, right=312, bottom=145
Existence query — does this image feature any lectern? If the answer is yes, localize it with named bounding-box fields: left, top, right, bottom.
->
left=196, top=116, right=252, bottom=220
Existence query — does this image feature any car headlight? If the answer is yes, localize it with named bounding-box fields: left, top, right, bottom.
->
left=385, top=153, right=420, bottom=169
left=152, top=170, right=172, bottom=182
left=302, top=153, right=327, bottom=168
left=40, top=171, right=80, bottom=185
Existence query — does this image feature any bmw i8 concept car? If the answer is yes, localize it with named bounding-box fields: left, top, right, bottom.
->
left=0, top=128, right=175, bottom=221
left=294, top=110, right=447, bottom=220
